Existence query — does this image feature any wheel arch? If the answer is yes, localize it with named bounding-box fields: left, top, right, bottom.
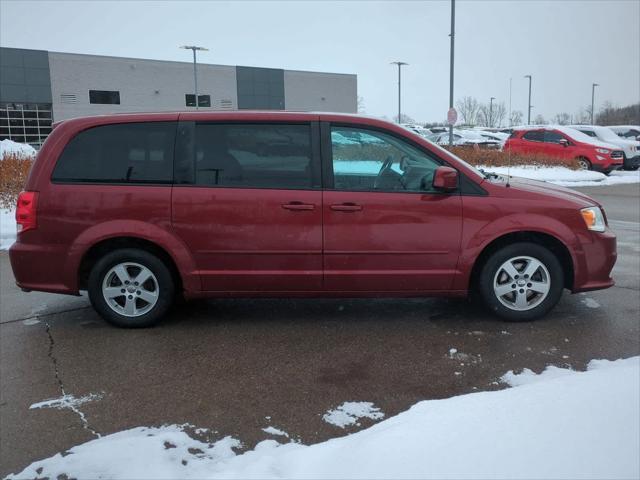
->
left=468, top=231, right=575, bottom=293
left=78, top=236, right=183, bottom=293
left=64, top=220, right=200, bottom=295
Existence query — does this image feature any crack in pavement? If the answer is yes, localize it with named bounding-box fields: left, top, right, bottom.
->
left=43, top=319, right=101, bottom=439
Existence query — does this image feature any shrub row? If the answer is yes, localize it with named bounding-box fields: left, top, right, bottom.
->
left=0, top=153, right=34, bottom=209
left=444, top=147, right=580, bottom=169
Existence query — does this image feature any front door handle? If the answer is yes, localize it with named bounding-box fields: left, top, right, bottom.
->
left=330, top=203, right=363, bottom=212
left=282, top=202, right=315, bottom=211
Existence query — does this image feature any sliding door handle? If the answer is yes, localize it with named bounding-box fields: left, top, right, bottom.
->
left=282, top=202, right=315, bottom=211
left=330, top=203, right=363, bottom=212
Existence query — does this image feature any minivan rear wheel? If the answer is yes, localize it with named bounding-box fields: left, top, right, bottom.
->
left=478, top=243, right=564, bottom=322
left=88, top=248, right=174, bottom=328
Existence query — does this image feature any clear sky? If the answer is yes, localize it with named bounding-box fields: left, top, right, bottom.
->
left=1, top=0, right=638, bottom=123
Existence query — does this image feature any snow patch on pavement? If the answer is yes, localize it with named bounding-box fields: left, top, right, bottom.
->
left=262, top=426, right=289, bottom=438
left=30, top=393, right=103, bottom=411
left=0, top=208, right=16, bottom=250
left=322, top=401, right=385, bottom=428
left=7, top=357, right=639, bottom=479
left=582, top=297, right=601, bottom=308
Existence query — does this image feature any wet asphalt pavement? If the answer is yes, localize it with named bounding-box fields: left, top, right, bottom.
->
left=1, top=183, right=639, bottom=476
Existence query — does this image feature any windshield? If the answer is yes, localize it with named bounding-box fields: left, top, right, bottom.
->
left=597, top=127, right=624, bottom=142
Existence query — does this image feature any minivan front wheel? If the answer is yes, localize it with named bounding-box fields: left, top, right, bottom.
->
left=88, top=249, right=174, bottom=328
left=478, top=243, right=564, bottom=321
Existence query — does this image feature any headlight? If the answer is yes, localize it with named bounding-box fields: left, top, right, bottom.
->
left=581, top=207, right=606, bottom=232
left=596, top=148, right=610, bottom=154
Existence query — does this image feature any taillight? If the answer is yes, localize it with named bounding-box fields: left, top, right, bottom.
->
left=16, top=191, right=38, bottom=233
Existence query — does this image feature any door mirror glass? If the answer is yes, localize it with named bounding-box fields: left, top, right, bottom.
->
left=432, top=166, right=458, bottom=191
left=559, top=138, right=569, bottom=147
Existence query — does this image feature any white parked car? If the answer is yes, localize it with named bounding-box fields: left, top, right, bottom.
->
left=569, top=125, right=640, bottom=170
left=608, top=125, right=640, bottom=142
left=401, top=124, right=432, bottom=137
left=428, top=130, right=501, bottom=149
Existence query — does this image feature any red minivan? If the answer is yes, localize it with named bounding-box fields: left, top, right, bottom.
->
left=9, top=112, right=617, bottom=327
left=504, top=126, right=624, bottom=173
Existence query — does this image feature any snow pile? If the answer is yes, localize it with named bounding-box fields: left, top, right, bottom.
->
left=322, top=401, right=385, bottom=428
left=8, top=357, right=639, bottom=480
left=0, top=209, right=16, bottom=250
left=0, top=139, right=36, bottom=159
left=481, top=165, right=640, bottom=186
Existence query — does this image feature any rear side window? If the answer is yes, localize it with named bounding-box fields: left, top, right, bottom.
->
left=543, top=131, right=565, bottom=143
left=52, top=122, right=176, bottom=183
left=180, top=123, right=314, bottom=189
left=522, top=131, right=544, bottom=142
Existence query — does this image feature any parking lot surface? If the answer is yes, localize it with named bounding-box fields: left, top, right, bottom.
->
left=1, top=183, right=639, bottom=476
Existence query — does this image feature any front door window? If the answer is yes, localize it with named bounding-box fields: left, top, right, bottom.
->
left=330, top=127, right=440, bottom=192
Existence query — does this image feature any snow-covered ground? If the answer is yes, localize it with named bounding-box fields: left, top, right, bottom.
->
left=482, top=165, right=640, bottom=187
left=0, top=209, right=16, bottom=250
left=8, top=357, right=639, bottom=480
left=0, top=139, right=36, bottom=158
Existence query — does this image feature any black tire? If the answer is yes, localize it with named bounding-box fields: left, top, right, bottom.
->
left=88, top=248, right=175, bottom=328
left=576, top=157, right=591, bottom=171
left=478, top=242, right=564, bottom=322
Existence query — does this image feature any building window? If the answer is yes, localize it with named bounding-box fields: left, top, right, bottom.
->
left=0, top=103, right=53, bottom=147
left=89, top=90, right=121, bottom=105
left=185, top=94, right=211, bottom=108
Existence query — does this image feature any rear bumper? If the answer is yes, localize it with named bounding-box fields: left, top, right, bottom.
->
left=9, top=241, right=79, bottom=295
left=572, top=229, right=617, bottom=293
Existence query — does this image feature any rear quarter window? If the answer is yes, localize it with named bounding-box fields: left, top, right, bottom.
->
left=51, top=122, right=176, bottom=184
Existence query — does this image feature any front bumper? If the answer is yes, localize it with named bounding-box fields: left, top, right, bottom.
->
left=623, top=153, right=640, bottom=170
left=572, top=229, right=617, bottom=293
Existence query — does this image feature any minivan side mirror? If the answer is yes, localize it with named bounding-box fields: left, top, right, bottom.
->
left=432, top=166, right=458, bottom=191
left=558, top=138, right=569, bottom=147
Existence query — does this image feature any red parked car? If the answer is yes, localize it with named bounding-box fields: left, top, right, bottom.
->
left=10, top=112, right=617, bottom=327
left=504, top=126, right=624, bottom=173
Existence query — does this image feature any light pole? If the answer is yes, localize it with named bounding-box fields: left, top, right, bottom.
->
left=180, top=45, right=209, bottom=110
left=489, top=96, right=495, bottom=128
left=390, top=61, right=408, bottom=123
left=524, top=75, right=532, bottom=125
left=448, top=0, right=455, bottom=145
left=591, top=83, right=599, bottom=124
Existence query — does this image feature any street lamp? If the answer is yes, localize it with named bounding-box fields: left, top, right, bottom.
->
left=448, top=0, right=456, bottom=145
left=591, top=83, right=599, bottom=124
left=180, top=45, right=209, bottom=110
left=489, top=96, right=495, bottom=128
left=524, top=75, right=532, bottom=125
left=390, top=61, right=408, bottom=123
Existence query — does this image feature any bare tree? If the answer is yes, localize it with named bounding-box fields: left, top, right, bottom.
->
left=574, top=106, right=591, bottom=124
left=533, top=114, right=547, bottom=125
left=455, top=96, right=480, bottom=126
left=394, top=113, right=416, bottom=124
left=552, top=112, right=571, bottom=125
left=596, top=102, right=639, bottom=125
left=357, top=96, right=366, bottom=114
left=477, top=101, right=506, bottom=128
left=509, top=110, right=524, bottom=126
